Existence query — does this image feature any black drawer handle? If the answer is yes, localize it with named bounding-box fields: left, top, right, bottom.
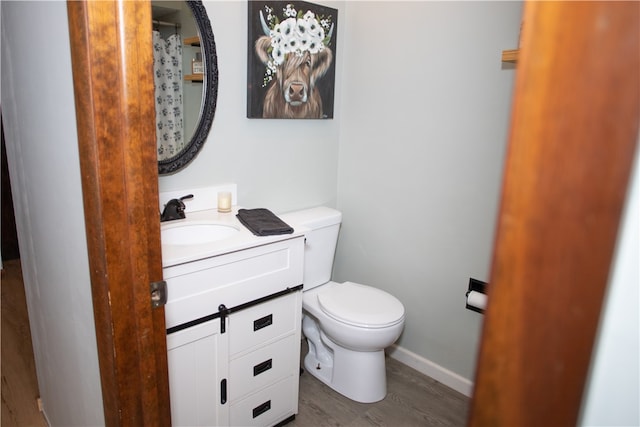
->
left=253, top=359, right=273, bottom=377
left=252, top=400, right=271, bottom=418
left=220, top=379, right=227, bottom=404
left=253, top=314, right=273, bottom=331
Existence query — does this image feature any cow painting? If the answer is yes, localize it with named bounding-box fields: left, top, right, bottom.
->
left=247, top=2, right=337, bottom=119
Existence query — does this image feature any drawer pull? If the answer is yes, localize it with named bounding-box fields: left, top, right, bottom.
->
left=220, top=379, right=227, bottom=404
left=253, top=359, right=273, bottom=376
left=252, top=400, right=271, bottom=418
left=253, top=314, right=273, bottom=331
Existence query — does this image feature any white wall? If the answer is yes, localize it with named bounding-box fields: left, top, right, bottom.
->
left=334, top=1, right=522, bottom=384
left=1, top=1, right=104, bottom=425
left=158, top=1, right=346, bottom=213
left=580, top=142, right=639, bottom=426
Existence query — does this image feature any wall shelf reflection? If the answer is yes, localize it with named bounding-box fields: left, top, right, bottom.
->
left=501, top=49, right=519, bottom=63
left=184, top=74, right=203, bottom=82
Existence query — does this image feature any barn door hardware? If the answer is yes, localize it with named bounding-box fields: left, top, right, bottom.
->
left=219, top=304, right=228, bottom=333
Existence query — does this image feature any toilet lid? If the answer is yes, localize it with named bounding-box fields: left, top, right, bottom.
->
left=317, top=282, right=405, bottom=328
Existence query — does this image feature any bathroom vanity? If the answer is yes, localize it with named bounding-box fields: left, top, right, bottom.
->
left=161, top=205, right=304, bottom=427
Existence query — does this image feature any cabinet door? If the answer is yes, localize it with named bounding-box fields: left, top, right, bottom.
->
left=167, top=319, right=229, bottom=426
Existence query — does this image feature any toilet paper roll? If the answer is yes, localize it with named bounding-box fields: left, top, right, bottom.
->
left=466, top=290, right=487, bottom=310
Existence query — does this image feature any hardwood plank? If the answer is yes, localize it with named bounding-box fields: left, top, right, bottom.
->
left=1, top=126, right=20, bottom=261
left=1, top=260, right=47, bottom=427
left=292, top=340, right=469, bottom=426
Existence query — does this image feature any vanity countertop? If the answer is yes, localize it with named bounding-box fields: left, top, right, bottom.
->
left=161, top=207, right=305, bottom=268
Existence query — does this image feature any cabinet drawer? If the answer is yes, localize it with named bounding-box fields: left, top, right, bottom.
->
left=229, top=292, right=300, bottom=355
left=163, top=237, right=304, bottom=329
left=229, top=334, right=298, bottom=401
left=230, top=376, right=297, bottom=427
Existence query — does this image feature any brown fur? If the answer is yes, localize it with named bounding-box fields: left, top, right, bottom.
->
left=255, top=36, right=333, bottom=119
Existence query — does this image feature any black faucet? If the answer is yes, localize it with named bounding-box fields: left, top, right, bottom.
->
left=160, top=194, right=194, bottom=222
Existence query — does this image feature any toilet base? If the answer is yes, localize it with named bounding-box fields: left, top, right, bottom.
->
left=303, top=319, right=388, bottom=403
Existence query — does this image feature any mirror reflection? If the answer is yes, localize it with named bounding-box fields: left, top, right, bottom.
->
left=152, top=1, right=218, bottom=175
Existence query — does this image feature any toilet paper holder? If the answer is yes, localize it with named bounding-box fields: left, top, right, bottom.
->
left=466, top=278, right=488, bottom=314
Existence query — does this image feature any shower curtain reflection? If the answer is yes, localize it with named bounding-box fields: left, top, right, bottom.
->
left=153, top=30, right=184, bottom=161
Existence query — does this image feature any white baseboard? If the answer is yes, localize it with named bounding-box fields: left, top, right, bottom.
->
left=387, top=344, right=474, bottom=397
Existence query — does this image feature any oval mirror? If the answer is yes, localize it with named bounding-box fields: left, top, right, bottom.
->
left=152, top=1, right=218, bottom=175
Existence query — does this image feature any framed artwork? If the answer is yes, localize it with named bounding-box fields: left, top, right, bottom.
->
left=247, top=1, right=338, bottom=119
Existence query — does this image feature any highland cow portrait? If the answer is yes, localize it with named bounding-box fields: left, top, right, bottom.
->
left=247, top=1, right=338, bottom=119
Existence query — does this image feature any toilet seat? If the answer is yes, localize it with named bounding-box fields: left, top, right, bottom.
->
left=317, top=282, right=405, bottom=328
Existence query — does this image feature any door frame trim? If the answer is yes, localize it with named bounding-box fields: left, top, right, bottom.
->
left=469, top=1, right=639, bottom=425
left=67, top=1, right=171, bottom=425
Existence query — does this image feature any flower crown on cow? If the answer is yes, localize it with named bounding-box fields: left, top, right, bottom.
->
left=260, top=3, right=334, bottom=86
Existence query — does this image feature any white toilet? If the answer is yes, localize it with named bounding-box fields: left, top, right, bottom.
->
left=280, top=207, right=405, bottom=403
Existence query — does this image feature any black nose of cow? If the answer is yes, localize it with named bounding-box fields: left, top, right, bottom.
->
left=289, top=83, right=305, bottom=101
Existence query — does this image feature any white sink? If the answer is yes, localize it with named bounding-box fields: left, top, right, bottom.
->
left=161, top=222, right=240, bottom=245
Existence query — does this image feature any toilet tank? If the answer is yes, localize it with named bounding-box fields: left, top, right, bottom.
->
left=280, top=207, right=342, bottom=290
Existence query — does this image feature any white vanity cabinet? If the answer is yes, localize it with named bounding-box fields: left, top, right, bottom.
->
left=163, top=236, right=304, bottom=427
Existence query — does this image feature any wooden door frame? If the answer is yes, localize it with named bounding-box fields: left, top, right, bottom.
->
left=469, top=1, right=638, bottom=426
left=67, top=1, right=170, bottom=425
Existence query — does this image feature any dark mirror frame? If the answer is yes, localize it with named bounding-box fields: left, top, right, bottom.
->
left=158, top=1, right=218, bottom=175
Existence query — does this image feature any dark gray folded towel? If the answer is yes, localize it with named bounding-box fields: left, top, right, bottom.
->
left=236, top=208, right=294, bottom=236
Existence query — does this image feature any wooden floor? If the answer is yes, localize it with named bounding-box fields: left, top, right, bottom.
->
left=1, top=259, right=468, bottom=426
left=1, top=259, right=48, bottom=427
left=292, top=341, right=469, bottom=427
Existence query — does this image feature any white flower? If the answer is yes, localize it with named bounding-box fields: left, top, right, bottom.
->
left=307, top=34, right=323, bottom=54
left=307, top=17, right=323, bottom=39
left=284, top=4, right=297, bottom=18
left=279, top=18, right=298, bottom=53
left=270, top=29, right=283, bottom=50
left=295, top=18, right=309, bottom=37
left=297, top=33, right=311, bottom=51
left=295, top=18, right=311, bottom=49
left=262, top=7, right=333, bottom=80
left=285, top=37, right=299, bottom=53
left=269, top=24, right=281, bottom=38
left=271, top=44, right=285, bottom=65
left=279, top=17, right=296, bottom=39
